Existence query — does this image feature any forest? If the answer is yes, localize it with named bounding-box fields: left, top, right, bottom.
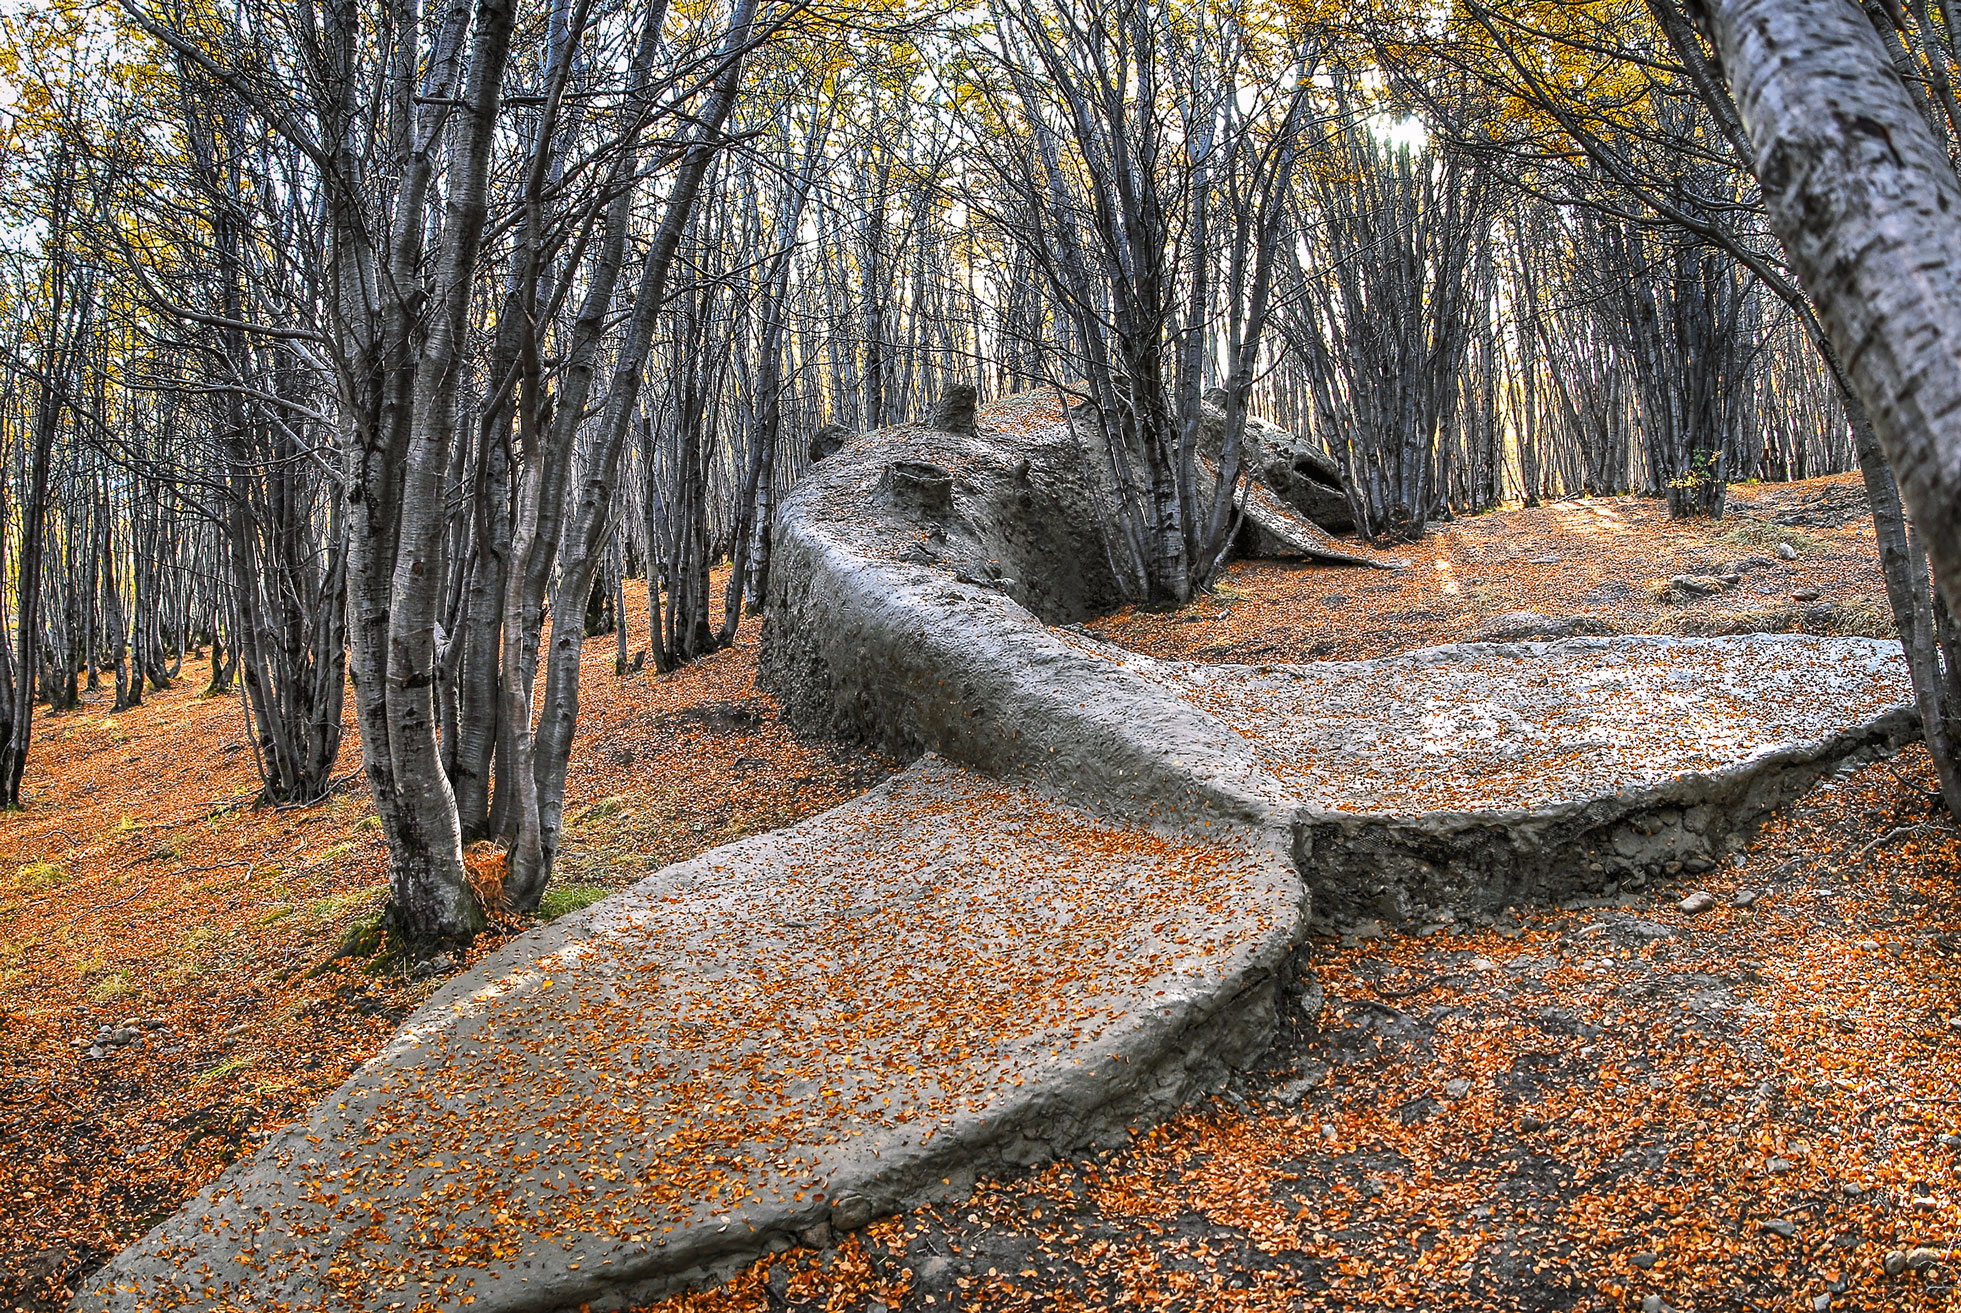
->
left=3, top=0, right=1961, bottom=1307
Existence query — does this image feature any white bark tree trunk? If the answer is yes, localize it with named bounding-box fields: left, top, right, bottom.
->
left=1704, top=0, right=1961, bottom=614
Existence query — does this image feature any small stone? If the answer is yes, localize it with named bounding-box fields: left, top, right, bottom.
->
left=1643, top=1295, right=1664, bottom=1313
left=1519, top=1113, right=1545, bottom=1132
left=1631, top=1250, right=1659, bottom=1269
left=427, top=953, right=454, bottom=974
left=1793, top=588, right=1822, bottom=602
left=1678, top=891, right=1717, bottom=915
left=1733, top=889, right=1758, bottom=908
left=1444, top=1078, right=1472, bottom=1099
left=1814, top=1294, right=1831, bottom=1312
left=925, top=383, right=979, bottom=436
left=1777, top=542, right=1799, bottom=560
left=1885, top=1250, right=1909, bottom=1276
left=914, top=1256, right=959, bottom=1293
left=1761, top=1218, right=1796, bottom=1238
left=1273, top=1077, right=1317, bottom=1106
left=1842, top=1183, right=1865, bottom=1197
left=1470, top=957, right=1499, bottom=972
left=1273, top=1063, right=1329, bottom=1105
left=1767, top=1157, right=1793, bottom=1175
left=1906, top=1247, right=1941, bottom=1271
left=829, top=1191, right=874, bottom=1230
left=1936, top=1134, right=1961, bottom=1149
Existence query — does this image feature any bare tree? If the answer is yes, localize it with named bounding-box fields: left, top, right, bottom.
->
left=962, top=0, right=1309, bottom=600
left=1281, top=108, right=1490, bottom=543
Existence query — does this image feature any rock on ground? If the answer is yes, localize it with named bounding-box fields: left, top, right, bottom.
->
left=1198, top=387, right=1355, bottom=533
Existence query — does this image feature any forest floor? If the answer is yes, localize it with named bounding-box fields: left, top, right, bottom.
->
left=702, top=744, right=1961, bottom=1313
left=1090, top=474, right=1893, bottom=663
left=0, top=599, right=893, bottom=1311
left=7, top=472, right=1959, bottom=1313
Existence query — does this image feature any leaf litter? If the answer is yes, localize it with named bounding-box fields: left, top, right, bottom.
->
left=9, top=475, right=1960, bottom=1313
left=0, top=600, right=891, bottom=1311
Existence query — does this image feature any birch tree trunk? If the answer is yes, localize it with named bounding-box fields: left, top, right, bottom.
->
left=1700, top=0, right=1961, bottom=617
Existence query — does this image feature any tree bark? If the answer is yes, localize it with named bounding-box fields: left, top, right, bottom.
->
left=1701, top=0, right=1961, bottom=618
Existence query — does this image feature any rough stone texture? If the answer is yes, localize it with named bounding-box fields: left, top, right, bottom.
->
left=758, top=416, right=1300, bottom=825
left=1466, top=610, right=1617, bottom=643
left=1120, top=634, right=1909, bottom=813
left=925, top=383, right=978, bottom=437
left=1173, top=395, right=1394, bottom=568
left=73, top=762, right=1302, bottom=1313
left=1199, top=387, right=1355, bottom=532
left=878, top=458, right=955, bottom=518
left=1062, top=632, right=1918, bottom=922
left=1233, top=476, right=1403, bottom=571
left=763, top=397, right=1916, bottom=932
left=806, top=422, right=850, bottom=464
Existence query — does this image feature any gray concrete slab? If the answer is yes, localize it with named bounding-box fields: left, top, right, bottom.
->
left=73, top=759, right=1302, bottom=1312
